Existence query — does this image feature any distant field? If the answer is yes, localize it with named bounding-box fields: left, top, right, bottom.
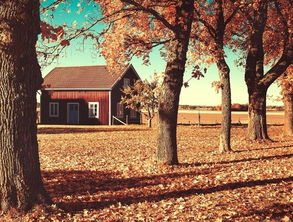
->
left=142, top=110, right=284, bottom=125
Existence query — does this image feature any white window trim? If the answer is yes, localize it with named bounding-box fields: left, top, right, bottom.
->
left=49, top=102, right=59, bottom=117
left=88, top=102, right=99, bottom=118
left=109, top=91, right=111, bottom=125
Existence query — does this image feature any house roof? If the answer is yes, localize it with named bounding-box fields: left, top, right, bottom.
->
left=42, top=64, right=138, bottom=90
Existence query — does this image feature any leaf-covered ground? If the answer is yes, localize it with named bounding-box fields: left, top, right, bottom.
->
left=5, top=125, right=293, bottom=221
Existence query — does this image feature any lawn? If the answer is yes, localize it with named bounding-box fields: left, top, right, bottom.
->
left=8, top=125, right=293, bottom=221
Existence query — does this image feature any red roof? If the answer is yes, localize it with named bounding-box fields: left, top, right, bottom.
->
left=43, top=65, right=129, bottom=89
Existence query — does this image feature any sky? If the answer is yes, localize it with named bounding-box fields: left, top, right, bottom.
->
left=39, top=0, right=283, bottom=106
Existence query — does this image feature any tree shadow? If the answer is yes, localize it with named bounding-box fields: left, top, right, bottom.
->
left=235, top=144, right=293, bottom=153
left=38, top=127, right=150, bottom=134
left=181, top=152, right=293, bottom=167
left=42, top=169, right=293, bottom=213
left=42, top=167, right=216, bottom=198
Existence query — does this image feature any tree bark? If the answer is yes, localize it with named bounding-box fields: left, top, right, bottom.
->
left=284, top=93, right=293, bottom=136
left=244, top=1, right=292, bottom=140
left=217, top=60, right=232, bottom=152
left=156, top=0, right=194, bottom=165
left=0, top=0, right=51, bottom=212
left=214, top=0, right=232, bottom=152
left=247, top=88, right=269, bottom=140
left=244, top=2, right=269, bottom=140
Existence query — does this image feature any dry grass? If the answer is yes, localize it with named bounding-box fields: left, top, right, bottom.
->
left=142, top=111, right=284, bottom=125
left=4, top=125, right=293, bottom=221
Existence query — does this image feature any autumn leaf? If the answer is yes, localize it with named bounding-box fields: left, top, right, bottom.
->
left=60, top=39, right=70, bottom=46
left=13, top=124, right=290, bottom=221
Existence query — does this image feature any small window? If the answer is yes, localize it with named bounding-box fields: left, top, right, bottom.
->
left=88, top=102, right=99, bottom=118
left=49, top=102, right=59, bottom=117
left=117, top=103, right=124, bottom=117
left=123, top=78, right=130, bottom=87
left=130, top=109, right=137, bottom=118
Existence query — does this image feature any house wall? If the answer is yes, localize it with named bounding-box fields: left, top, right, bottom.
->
left=41, top=90, right=110, bottom=125
left=111, top=68, right=141, bottom=124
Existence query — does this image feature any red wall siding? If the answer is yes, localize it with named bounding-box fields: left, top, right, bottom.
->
left=41, top=90, right=110, bottom=125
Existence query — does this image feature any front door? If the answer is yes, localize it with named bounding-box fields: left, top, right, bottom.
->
left=67, top=103, right=79, bottom=124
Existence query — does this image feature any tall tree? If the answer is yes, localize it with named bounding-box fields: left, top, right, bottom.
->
left=156, top=0, right=194, bottom=164
left=188, top=0, right=240, bottom=152
left=96, top=0, right=195, bottom=165
left=279, top=66, right=293, bottom=136
left=0, top=0, right=50, bottom=212
left=241, top=0, right=292, bottom=140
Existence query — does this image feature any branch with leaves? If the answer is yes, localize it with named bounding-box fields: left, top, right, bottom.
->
left=121, top=77, right=161, bottom=127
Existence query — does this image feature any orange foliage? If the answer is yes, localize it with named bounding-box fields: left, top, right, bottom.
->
left=279, top=65, right=293, bottom=95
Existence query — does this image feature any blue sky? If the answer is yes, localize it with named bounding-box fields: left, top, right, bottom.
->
left=39, top=0, right=282, bottom=106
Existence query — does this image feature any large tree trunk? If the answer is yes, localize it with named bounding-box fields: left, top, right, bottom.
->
left=0, top=0, right=51, bottom=212
left=157, top=65, right=182, bottom=165
left=244, top=2, right=268, bottom=141
left=156, top=0, right=194, bottom=165
left=284, top=93, right=293, bottom=136
left=247, top=88, right=269, bottom=140
left=214, top=0, right=232, bottom=153
left=217, top=60, right=232, bottom=152
left=244, top=1, right=292, bottom=140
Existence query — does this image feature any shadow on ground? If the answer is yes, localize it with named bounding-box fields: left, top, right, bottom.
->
left=181, top=152, right=293, bottom=167
left=42, top=167, right=293, bottom=214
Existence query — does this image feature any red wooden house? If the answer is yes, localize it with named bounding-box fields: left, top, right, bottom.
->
left=41, top=64, right=141, bottom=125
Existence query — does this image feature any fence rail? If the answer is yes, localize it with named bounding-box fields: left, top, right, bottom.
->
left=112, top=116, right=127, bottom=125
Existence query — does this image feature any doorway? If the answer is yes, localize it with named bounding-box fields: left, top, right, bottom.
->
left=67, top=103, right=79, bottom=124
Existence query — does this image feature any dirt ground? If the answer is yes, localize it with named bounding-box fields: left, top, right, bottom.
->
left=4, top=124, right=292, bottom=221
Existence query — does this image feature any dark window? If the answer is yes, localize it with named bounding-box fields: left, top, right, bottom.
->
left=117, top=103, right=124, bottom=117
left=49, top=102, right=59, bottom=117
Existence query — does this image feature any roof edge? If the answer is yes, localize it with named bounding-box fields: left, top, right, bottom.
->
left=51, top=65, right=107, bottom=68
left=43, top=88, right=112, bottom=91
left=110, top=64, right=141, bottom=89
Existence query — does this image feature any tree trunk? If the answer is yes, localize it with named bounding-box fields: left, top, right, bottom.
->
left=284, top=93, right=293, bottom=136
left=0, top=0, right=51, bottom=212
left=217, top=60, right=232, bottom=152
left=212, top=0, right=232, bottom=152
left=243, top=1, right=292, bottom=140
left=243, top=2, right=269, bottom=141
left=247, top=88, right=269, bottom=140
left=156, top=0, right=194, bottom=165
left=157, top=69, right=181, bottom=165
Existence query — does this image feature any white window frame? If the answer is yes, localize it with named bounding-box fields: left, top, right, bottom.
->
left=49, top=102, right=59, bottom=117
left=88, top=102, right=99, bottom=118
left=123, top=78, right=130, bottom=87
left=116, top=103, right=124, bottom=118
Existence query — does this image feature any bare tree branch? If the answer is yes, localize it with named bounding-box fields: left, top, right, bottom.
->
left=120, top=0, right=176, bottom=33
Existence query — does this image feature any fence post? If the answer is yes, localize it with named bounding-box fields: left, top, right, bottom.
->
left=197, top=111, right=201, bottom=126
